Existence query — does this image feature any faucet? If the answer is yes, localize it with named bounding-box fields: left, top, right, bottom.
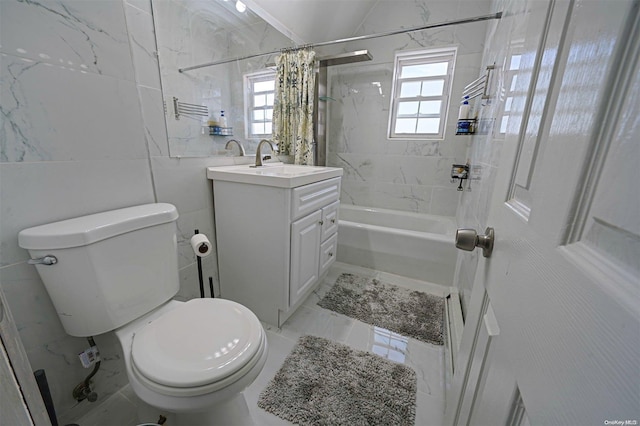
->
left=225, top=139, right=245, bottom=156
left=254, top=139, right=276, bottom=167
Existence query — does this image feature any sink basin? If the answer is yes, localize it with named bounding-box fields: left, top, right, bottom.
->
left=207, top=162, right=343, bottom=188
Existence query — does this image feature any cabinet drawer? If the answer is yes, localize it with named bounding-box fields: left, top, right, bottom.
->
left=319, top=233, right=338, bottom=277
left=291, top=177, right=341, bottom=221
left=321, top=200, right=339, bottom=240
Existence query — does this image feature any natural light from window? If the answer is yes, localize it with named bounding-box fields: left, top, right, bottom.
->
left=244, top=70, right=276, bottom=138
left=388, top=47, right=457, bottom=140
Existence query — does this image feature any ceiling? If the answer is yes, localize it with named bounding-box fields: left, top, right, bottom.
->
left=241, top=0, right=379, bottom=44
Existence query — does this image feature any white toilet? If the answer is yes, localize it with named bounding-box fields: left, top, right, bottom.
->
left=18, top=203, right=268, bottom=425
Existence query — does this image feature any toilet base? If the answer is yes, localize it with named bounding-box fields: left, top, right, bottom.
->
left=136, top=393, right=255, bottom=426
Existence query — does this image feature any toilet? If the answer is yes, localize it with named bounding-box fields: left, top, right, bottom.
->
left=18, top=203, right=267, bottom=425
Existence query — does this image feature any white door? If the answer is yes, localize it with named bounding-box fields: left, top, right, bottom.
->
left=447, top=0, right=640, bottom=424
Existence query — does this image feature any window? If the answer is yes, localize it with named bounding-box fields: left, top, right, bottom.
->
left=388, top=47, right=457, bottom=140
left=244, top=70, right=276, bottom=138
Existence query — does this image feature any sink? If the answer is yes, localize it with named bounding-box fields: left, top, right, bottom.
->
left=206, top=162, right=343, bottom=188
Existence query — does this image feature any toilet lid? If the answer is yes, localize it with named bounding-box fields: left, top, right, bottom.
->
left=131, top=298, right=263, bottom=388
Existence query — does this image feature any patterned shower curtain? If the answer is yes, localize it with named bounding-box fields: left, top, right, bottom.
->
left=272, top=48, right=316, bottom=165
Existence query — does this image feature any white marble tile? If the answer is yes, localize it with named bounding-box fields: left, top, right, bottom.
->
left=1, top=54, right=148, bottom=163
left=0, top=0, right=135, bottom=81
left=176, top=258, right=218, bottom=301
left=125, top=0, right=152, bottom=14
left=338, top=180, right=375, bottom=207
left=138, top=86, right=170, bottom=157
left=0, top=159, right=154, bottom=267
left=415, top=390, right=446, bottom=426
left=150, top=156, right=215, bottom=214
left=174, top=207, right=216, bottom=270
left=125, top=3, right=162, bottom=90
left=430, top=186, right=462, bottom=216
left=74, top=386, right=139, bottom=426
left=371, top=182, right=432, bottom=213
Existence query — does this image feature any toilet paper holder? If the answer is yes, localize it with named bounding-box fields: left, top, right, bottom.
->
left=192, top=230, right=215, bottom=299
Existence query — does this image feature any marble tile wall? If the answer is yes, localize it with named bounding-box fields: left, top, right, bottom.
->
left=325, top=0, right=492, bottom=217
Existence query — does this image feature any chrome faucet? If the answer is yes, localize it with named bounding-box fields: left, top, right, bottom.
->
left=225, top=139, right=245, bottom=156
left=254, top=139, right=276, bottom=167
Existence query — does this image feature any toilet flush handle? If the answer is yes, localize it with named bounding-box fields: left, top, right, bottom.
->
left=27, top=255, right=58, bottom=266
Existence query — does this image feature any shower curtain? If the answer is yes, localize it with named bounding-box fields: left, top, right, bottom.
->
left=272, top=48, right=316, bottom=165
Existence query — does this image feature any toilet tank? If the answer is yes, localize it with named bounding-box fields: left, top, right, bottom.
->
left=18, top=203, right=180, bottom=337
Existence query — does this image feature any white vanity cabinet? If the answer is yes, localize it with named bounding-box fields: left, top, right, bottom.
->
left=211, top=175, right=341, bottom=327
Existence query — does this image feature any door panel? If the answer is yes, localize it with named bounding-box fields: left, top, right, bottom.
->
left=448, top=0, right=640, bottom=424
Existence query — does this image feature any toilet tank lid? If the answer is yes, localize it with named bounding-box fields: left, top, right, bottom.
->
left=18, top=203, right=179, bottom=250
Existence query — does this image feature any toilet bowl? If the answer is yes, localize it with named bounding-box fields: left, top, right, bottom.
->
left=116, top=298, right=268, bottom=416
left=17, top=203, right=268, bottom=425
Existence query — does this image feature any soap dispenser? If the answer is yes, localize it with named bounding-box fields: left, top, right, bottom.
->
left=219, top=110, right=227, bottom=128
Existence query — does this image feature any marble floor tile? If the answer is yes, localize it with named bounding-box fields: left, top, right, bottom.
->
left=75, top=262, right=447, bottom=426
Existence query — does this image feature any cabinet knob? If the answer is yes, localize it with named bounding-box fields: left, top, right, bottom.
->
left=328, top=252, right=333, bottom=257
left=319, top=220, right=324, bottom=225
left=331, top=218, right=336, bottom=224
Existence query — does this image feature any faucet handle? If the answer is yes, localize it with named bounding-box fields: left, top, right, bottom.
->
left=263, top=155, right=271, bottom=161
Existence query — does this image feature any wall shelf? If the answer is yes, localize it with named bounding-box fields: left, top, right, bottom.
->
left=209, top=127, right=233, bottom=136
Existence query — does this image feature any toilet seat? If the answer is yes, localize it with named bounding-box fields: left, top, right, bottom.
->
left=130, top=298, right=265, bottom=397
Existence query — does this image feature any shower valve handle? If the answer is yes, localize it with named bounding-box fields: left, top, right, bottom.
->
left=455, top=227, right=494, bottom=258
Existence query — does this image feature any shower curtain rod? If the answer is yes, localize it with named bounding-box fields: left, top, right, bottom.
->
left=178, top=11, right=502, bottom=73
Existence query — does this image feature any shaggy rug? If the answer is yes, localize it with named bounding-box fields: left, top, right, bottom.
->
left=257, top=335, right=417, bottom=426
left=318, top=273, right=445, bottom=345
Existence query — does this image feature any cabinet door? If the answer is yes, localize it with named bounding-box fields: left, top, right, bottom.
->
left=321, top=201, right=339, bottom=241
left=290, top=210, right=322, bottom=306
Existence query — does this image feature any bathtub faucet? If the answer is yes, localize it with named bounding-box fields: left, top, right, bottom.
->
left=254, top=139, right=276, bottom=167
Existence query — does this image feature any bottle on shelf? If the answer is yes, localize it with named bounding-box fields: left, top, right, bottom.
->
left=219, top=110, right=227, bottom=128
left=207, top=112, right=218, bottom=127
left=458, top=101, right=470, bottom=120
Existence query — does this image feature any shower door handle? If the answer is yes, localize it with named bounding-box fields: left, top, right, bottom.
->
left=455, top=227, right=494, bottom=258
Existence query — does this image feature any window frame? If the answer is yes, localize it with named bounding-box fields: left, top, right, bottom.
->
left=243, top=69, right=276, bottom=139
left=387, top=47, right=457, bottom=140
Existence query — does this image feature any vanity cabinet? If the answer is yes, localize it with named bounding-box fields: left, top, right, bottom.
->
left=211, top=176, right=341, bottom=326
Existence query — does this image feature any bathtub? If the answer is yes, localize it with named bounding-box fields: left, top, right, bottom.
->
left=337, top=205, right=457, bottom=286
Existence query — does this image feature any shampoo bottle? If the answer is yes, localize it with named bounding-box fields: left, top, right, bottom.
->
left=458, top=100, right=470, bottom=120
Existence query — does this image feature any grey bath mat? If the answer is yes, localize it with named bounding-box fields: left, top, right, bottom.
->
left=318, top=273, right=445, bottom=345
left=258, top=335, right=416, bottom=426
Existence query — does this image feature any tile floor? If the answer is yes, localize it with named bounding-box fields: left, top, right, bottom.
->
left=76, top=262, right=450, bottom=426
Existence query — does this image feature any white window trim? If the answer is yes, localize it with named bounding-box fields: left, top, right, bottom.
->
left=243, top=69, right=276, bottom=139
left=387, top=47, right=457, bottom=140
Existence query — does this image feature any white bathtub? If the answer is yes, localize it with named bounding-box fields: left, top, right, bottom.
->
left=337, top=205, right=457, bottom=286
